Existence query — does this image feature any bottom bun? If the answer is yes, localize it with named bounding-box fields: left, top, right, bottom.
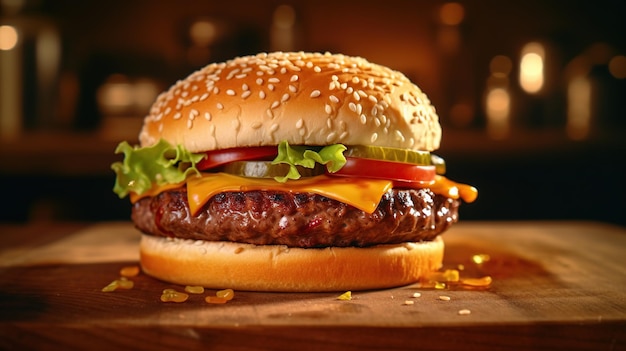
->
left=140, top=234, right=444, bottom=292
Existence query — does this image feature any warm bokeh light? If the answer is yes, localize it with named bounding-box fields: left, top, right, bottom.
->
left=97, top=74, right=134, bottom=115
left=439, top=2, right=465, bottom=26
left=566, top=75, right=592, bottom=140
left=189, top=19, right=217, bottom=47
left=608, top=55, right=626, bottom=79
left=520, top=42, right=545, bottom=94
left=486, top=87, right=511, bottom=139
left=96, top=74, right=161, bottom=117
left=273, top=4, right=296, bottom=29
left=0, top=25, right=19, bottom=51
left=271, top=5, right=297, bottom=52
left=489, top=55, right=512, bottom=77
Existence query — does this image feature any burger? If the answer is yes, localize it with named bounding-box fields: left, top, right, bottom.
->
left=111, top=52, right=477, bottom=292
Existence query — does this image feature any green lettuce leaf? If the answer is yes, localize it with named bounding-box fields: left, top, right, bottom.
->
left=271, top=141, right=347, bottom=182
left=111, top=139, right=205, bottom=198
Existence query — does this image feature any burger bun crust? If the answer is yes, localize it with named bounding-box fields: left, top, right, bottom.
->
left=139, top=52, right=441, bottom=153
left=140, top=234, right=444, bottom=292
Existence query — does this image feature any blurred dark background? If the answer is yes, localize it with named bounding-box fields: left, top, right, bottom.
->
left=1, top=0, right=625, bottom=225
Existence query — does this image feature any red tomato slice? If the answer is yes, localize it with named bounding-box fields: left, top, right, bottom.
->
left=196, top=146, right=277, bottom=171
left=328, top=157, right=436, bottom=183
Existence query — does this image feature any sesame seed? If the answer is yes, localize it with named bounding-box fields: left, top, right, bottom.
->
left=217, top=103, right=224, bottom=110
left=290, top=74, right=299, bottom=82
left=314, top=66, right=321, bottom=73
left=310, top=90, right=321, bottom=98
left=213, top=87, right=219, bottom=94
left=164, top=107, right=172, bottom=115
left=296, top=118, right=304, bottom=128
left=271, top=100, right=280, bottom=109
left=187, top=119, right=193, bottom=129
left=204, top=112, right=211, bottom=121
left=325, top=104, right=332, bottom=115
left=259, top=91, right=266, bottom=99
left=412, top=292, right=422, bottom=298
left=458, top=309, right=471, bottom=315
left=199, top=93, right=209, bottom=101
left=370, top=133, right=378, bottom=143
left=270, top=123, right=279, bottom=132
left=353, top=91, right=361, bottom=101
left=368, top=95, right=378, bottom=103
left=329, top=95, right=339, bottom=103
left=226, top=68, right=240, bottom=79
left=268, top=77, right=280, bottom=83
left=281, top=93, right=290, bottom=102
left=403, top=300, right=415, bottom=305
left=235, top=73, right=247, bottom=79
left=256, top=78, right=263, bottom=85
left=181, top=91, right=189, bottom=98
left=349, top=102, right=357, bottom=112
left=266, top=108, right=273, bottom=118
left=226, top=89, right=236, bottom=96
left=268, top=84, right=275, bottom=91
left=242, top=83, right=249, bottom=91
left=241, top=90, right=251, bottom=99
left=340, top=82, right=347, bottom=90
left=395, top=130, right=406, bottom=142
left=280, top=67, right=287, bottom=74
left=289, top=85, right=297, bottom=93
left=360, top=114, right=367, bottom=124
left=174, top=112, right=181, bottom=120
left=189, top=109, right=199, bottom=119
left=251, top=121, right=262, bottom=129
left=339, top=131, right=348, bottom=140
left=346, top=87, right=354, bottom=94
left=326, top=132, right=337, bottom=143
left=438, top=296, right=451, bottom=301
left=331, top=75, right=339, bottom=81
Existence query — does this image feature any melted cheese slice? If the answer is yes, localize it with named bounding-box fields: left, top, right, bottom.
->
left=131, top=173, right=477, bottom=216
left=186, top=173, right=393, bottom=215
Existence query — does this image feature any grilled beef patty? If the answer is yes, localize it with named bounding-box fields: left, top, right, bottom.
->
left=132, top=188, right=459, bottom=248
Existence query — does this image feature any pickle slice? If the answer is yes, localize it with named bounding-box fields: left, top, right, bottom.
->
left=430, top=154, right=446, bottom=175
left=344, top=145, right=446, bottom=174
left=222, top=161, right=325, bottom=178
left=344, top=145, right=431, bottom=164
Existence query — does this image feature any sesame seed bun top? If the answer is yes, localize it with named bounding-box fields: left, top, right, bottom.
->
left=139, top=52, right=442, bottom=152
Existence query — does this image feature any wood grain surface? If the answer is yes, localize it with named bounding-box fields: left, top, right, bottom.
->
left=1, top=221, right=625, bottom=350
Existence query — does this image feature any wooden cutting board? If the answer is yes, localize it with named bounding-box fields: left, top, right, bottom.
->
left=1, top=221, right=625, bottom=351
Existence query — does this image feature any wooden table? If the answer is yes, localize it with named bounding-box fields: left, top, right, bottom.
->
left=1, top=221, right=625, bottom=350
